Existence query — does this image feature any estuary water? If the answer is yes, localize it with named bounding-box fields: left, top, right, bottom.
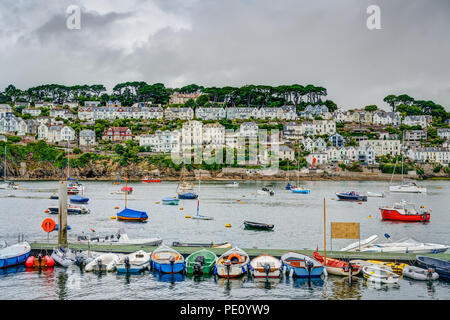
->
left=0, top=180, right=449, bottom=300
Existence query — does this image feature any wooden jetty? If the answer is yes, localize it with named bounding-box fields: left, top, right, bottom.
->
left=29, top=242, right=450, bottom=264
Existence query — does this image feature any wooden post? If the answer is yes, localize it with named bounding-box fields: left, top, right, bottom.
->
left=323, top=197, right=326, bottom=264
left=58, top=180, right=68, bottom=248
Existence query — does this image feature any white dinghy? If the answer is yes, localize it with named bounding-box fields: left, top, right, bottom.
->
left=403, top=265, right=439, bottom=281
left=116, top=250, right=151, bottom=273
left=250, top=254, right=282, bottom=278
left=85, top=253, right=121, bottom=272
left=362, top=265, right=400, bottom=284
left=340, top=235, right=379, bottom=252
left=51, top=247, right=76, bottom=267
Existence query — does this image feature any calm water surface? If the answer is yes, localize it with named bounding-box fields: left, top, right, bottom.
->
left=0, top=180, right=449, bottom=299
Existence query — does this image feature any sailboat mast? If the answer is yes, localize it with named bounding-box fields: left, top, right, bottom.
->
left=3, top=144, right=6, bottom=181
left=323, top=197, right=327, bottom=264
left=125, top=169, right=128, bottom=208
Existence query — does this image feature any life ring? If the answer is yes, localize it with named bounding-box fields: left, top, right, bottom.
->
left=228, top=253, right=242, bottom=264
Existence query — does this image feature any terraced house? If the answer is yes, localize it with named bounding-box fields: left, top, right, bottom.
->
left=102, top=127, right=133, bottom=142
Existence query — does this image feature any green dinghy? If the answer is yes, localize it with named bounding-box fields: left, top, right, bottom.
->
left=186, top=249, right=218, bottom=275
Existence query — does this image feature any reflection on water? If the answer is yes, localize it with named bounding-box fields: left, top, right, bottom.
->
left=1, top=180, right=449, bottom=299
left=0, top=266, right=449, bottom=300
left=328, top=276, right=362, bottom=300
left=152, top=270, right=185, bottom=284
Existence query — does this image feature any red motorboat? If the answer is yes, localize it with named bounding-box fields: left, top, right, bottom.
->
left=313, top=251, right=361, bottom=276
left=142, top=176, right=162, bottom=183
left=25, top=254, right=55, bottom=268
left=379, top=200, right=430, bottom=222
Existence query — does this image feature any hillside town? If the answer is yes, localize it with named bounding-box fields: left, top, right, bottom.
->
left=1, top=87, right=450, bottom=179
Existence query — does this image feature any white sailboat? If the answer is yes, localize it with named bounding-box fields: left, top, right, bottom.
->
left=389, top=132, right=426, bottom=193
left=191, top=171, right=213, bottom=220
left=0, top=145, right=19, bottom=190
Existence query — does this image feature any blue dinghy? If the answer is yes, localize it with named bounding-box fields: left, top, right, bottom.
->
left=151, top=245, right=185, bottom=274
left=117, top=208, right=148, bottom=222
left=178, top=192, right=198, bottom=200
left=291, top=187, right=310, bottom=194
left=70, top=195, right=89, bottom=204
left=0, top=241, right=31, bottom=269
left=281, top=252, right=324, bottom=278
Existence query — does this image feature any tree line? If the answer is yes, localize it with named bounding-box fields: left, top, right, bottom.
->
left=0, top=82, right=336, bottom=111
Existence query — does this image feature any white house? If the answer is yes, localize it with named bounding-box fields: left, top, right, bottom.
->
left=79, top=129, right=97, bottom=147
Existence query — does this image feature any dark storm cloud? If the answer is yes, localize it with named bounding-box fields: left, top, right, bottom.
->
left=0, top=0, right=449, bottom=110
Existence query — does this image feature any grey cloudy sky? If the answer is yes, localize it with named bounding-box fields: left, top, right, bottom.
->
left=0, top=0, right=449, bottom=110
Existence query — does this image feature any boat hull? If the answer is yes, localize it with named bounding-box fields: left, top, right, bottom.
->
left=284, top=264, right=324, bottom=278
left=380, top=208, right=430, bottom=222
left=336, top=193, right=367, bottom=201
left=0, top=242, right=31, bottom=269
left=151, top=261, right=185, bottom=274
left=416, top=256, right=450, bottom=279
left=216, top=264, right=248, bottom=278
left=291, top=189, right=310, bottom=194
left=178, top=193, right=198, bottom=199
left=389, top=185, right=426, bottom=193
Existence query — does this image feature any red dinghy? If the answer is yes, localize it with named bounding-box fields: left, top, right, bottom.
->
left=313, top=251, right=361, bottom=276
left=142, top=176, right=162, bottom=183
left=379, top=200, right=430, bottom=222
left=25, top=254, right=55, bottom=268
left=121, top=186, right=133, bottom=194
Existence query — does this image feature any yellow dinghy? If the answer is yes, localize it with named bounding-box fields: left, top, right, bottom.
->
left=367, top=260, right=408, bottom=275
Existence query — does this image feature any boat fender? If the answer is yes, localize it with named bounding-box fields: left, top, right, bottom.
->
left=289, top=268, right=294, bottom=277
left=213, top=265, right=217, bottom=276
left=242, top=265, right=246, bottom=273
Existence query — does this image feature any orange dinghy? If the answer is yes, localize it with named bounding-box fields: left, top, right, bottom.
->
left=313, top=251, right=360, bottom=276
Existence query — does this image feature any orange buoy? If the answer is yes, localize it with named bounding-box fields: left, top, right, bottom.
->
left=41, top=218, right=56, bottom=232
left=44, top=209, right=50, bottom=213
left=114, top=206, right=119, bottom=209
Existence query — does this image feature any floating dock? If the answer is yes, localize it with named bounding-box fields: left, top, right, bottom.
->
left=30, top=242, right=450, bottom=264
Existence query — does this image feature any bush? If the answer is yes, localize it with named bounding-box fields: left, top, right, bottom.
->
left=433, top=164, right=443, bottom=173
left=416, top=166, right=424, bottom=176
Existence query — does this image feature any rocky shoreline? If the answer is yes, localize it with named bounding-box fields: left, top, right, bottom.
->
left=4, top=160, right=448, bottom=182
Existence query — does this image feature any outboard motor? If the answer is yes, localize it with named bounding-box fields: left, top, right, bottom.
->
left=97, top=258, right=102, bottom=271
left=225, top=259, right=231, bottom=278
left=427, top=268, right=435, bottom=279
left=124, top=256, right=130, bottom=272
left=38, top=254, right=43, bottom=269
left=76, top=255, right=84, bottom=267
left=169, top=255, right=175, bottom=273
left=306, top=260, right=313, bottom=280
left=264, top=263, right=271, bottom=279
left=193, top=255, right=205, bottom=275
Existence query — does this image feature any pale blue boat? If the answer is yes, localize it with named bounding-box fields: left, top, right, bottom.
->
left=281, top=252, right=324, bottom=278
left=150, top=245, right=185, bottom=274
left=0, top=241, right=31, bottom=269
left=162, top=197, right=180, bottom=205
